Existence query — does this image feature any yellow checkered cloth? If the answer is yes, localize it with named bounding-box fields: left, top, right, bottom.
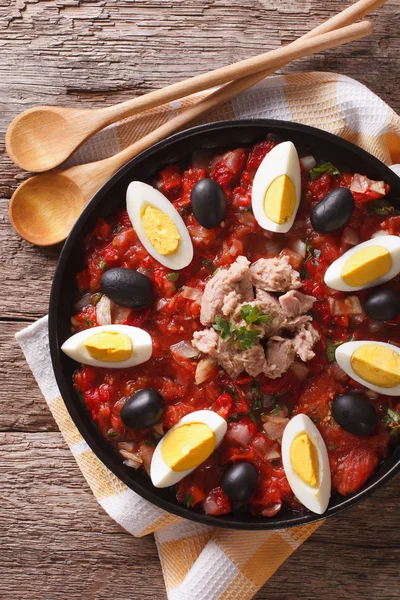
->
left=17, top=72, right=400, bottom=600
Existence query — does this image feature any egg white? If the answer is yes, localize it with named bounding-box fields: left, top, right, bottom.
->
left=126, top=181, right=193, bottom=270
left=324, top=235, right=400, bottom=292
left=335, top=340, right=400, bottom=396
left=251, top=141, right=301, bottom=233
left=150, top=410, right=227, bottom=488
left=61, top=324, right=152, bottom=368
left=281, top=414, right=331, bottom=515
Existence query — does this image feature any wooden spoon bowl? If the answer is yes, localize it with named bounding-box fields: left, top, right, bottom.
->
left=9, top=173, right=86, bottom=246
left=6, top=107, right=94, bottom=173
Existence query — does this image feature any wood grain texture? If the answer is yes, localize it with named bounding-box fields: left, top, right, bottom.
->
left=1, top=1, right=400, bottom=598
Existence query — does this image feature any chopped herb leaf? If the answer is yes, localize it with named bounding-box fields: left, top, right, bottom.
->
left=252, top=396, right=262, bottom=410
left=248, top=412, right=257, bottom=424
left=183, top=493, right=194, bottom=508
left=229, top=413, right=240, bottom=422
left=305, top=240, right=313, bottom=263
left=213, top=316, right=235, bottom=340
left=390, top=425, right=400, bottom=441
left=107, top=430, right=118, bottom=438
left=91, top=292, right=102, bottom=306
left=115, top=226, right=123, bottom=233
left=387, top=408, right=400, bottom=424
left=328, top=443, right=336, bottom=451
left=233, top=326, right=261, bottom=351
left=144, top=438, right=155, bottom=446
left=326, top=337, right=352, bottom=362
left=167, top=272, right=180, bottom=282
left=241, top=304, right=271, bottom=326
left=99, top=259, right=108, bottom=271
left=271, top=402, right=282, bottom=415
left=271, top=458, right=280, bottom=467
left=226, top=384, right=239, bottom=400
left=310, top=161, right=340, bottom=181
left=85, top=318, right=93, bottom=327
left=201, top=256, right=214, bottom=270
left=367, top=200, right=397, bottom=216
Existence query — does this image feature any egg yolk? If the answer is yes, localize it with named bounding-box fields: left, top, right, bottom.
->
left=83, top=331, right=132, bottom=362
left=351, top=344, right=400, bottom=388
left=342, top=245, right=392, bottom=287
left=141, top=205, right=180, bottom=255
left=264, top=174, right=296, bottom=224
left=290, top=433, right=319, bottom=488
left=161, top=422, right=216, bottom=471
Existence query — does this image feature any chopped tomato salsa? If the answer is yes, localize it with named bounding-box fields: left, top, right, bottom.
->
left=71, top=137, right=400, bottom=517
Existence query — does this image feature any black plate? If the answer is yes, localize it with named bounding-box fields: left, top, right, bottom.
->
left=49, top=119, right=400, bottom=530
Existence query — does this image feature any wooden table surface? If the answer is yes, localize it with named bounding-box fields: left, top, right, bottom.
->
left=1, top=1, right=400, bottom=599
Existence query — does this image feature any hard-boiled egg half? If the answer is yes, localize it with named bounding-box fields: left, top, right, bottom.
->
left=127, top=181, right=193, bottom=270
left=61, top=324, right=152, bottom=368
left=336, top=340, right=400, bottom=396
left=251, top=141, right=301, bottom=233
left=150, top=410, right=227, bottom=488
left=282, top=414, right=331, bottom=514
left=324, top=236, right=400, bottom=292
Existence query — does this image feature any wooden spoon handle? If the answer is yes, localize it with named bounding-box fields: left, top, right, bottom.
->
left=96, top=17, right=373, bottom=128
left=71, top=19, right=372, bottom=198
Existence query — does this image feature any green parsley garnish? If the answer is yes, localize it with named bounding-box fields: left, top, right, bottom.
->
left=144, top=438, right=155, bottom=446
left=367, top=200, right=397, bottom=216
left=99, top=259, right=108, bottom=271
left=233, top=326, right=261, bottom=351
left=248, top=412, right=257, bottom=424
left=326, top=335, right=355, bottom=362
left=85, top=318, right=93, bottom=327
left=115, top=226, right=123, bottom=233
left=387, top=408, right=400, bottom=424
left=91, top=292, right=102, bottom=306
left=183, top=493, right=194, bottom=508
left=240, top=304, right=271, bottom=326
left=167, top=272, right=180, bottom=282
left=201, top=256, right=214, bottom=270
left=213, top=316, right=235, bottom=340
left=310, top=161, right=340, bottom=181
left=328, top=443, right=336, bottom=451
left=305, top=240, right=313, bottom=263
left=271, top=402, right=283, bottom=415
left=107, top=430, right=118, bottom=438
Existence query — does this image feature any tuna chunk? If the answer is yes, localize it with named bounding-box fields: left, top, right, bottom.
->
left=264, top=336, right=296, bottom=379
left=293, top=323, right=320, bottom=362
left=250, top=255, right=301, bottom=292
left=216, top=340, right=266, bottom=380
left=200, top=255, right=254, bottom=326
left=254, top=289, right=287, bottom=335
left=192, top=328, right=219, bottom=354
left=279, top=290, right=316, bottom=318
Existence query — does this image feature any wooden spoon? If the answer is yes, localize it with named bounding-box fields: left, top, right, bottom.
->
left=9, top=21, right=372, bottom=246
left=6, top=1, right=380, bottom=174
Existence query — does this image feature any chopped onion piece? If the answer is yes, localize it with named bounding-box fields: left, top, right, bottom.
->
left=227, top=422, right=253, bottom=447
left=195, top=357, right=216, bottom=384
left=300, top=155, right=316, bottom=171
left=264, top=238, right=282, bottom=257
left=170, top=340, right=200, bottom=360
left=182, top=286, right=202, bottom=303
left=96, top=294, right=112, bottom=325
left=288, top=239, right=306, bottom=258
left=263, top=416, right=289, bottom=441
left=118, top=441, right=135, bottom=452
left=265, top=444, right=281, bottom=461
left=340, top=227, right=359, bottom=248
left=261, top=503, right=282, bottom=517
left=119, top=449, right=143, bottom=464
left=366, top=389, right=379, bottom=399
left=74, top=292, right=92, bottom=312
left=123, top=459, right=142, bottom=469
left=112, top=304, right=131, bottom=324
left=328, top=295, right=364, bottom=316
left=330, top=362, right=348, bottom=382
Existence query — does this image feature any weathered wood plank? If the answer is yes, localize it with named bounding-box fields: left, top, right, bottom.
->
left=2, top=1, right=400, bottom=598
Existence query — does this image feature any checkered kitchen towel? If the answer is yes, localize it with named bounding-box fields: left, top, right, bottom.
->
left=16, top=72, right=400, bottom=600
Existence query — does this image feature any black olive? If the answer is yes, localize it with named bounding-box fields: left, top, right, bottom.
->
left=221, top=462, right=258, bottom=503
left=100, top=268, right=154, bottom=309
left=310, top=188, right=354, bottom=233
left=190, top=178, right=226, bottom=229
left=332, top=392, right=378, bottom=436
left=120, top=389, right=164, bottom=429
left=364, top=288, right=400, bottom=321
